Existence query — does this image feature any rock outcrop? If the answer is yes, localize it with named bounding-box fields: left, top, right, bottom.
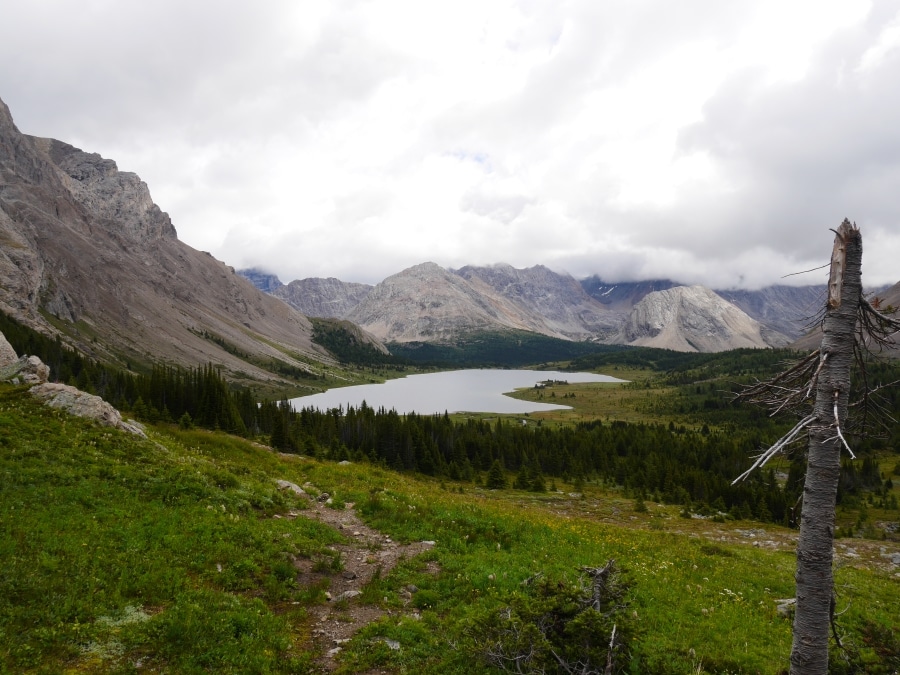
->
left=0, top=355, right=50, bottom=385
left=619, top=285, right=791, bottom=352
left=29, top=382, right=145, bottom=436
left=273, top=277, right=374, bottom=319
left=0, top=330, right=18, bottom=368
left=0, top=329, right=143, bottom=435
left=0, top=95, right=333, bottom=382
left=0, top=331, right=50, bottom=384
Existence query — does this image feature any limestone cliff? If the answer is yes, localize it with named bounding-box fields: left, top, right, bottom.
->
left=619, top=285, right=791, bottom=352
left=454, top=264, right=621, bottom=340
left=0, top=96, right=333, bottom=381
left=273, top=277, right=374, bottom=319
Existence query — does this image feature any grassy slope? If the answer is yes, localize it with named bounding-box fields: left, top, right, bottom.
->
left=1, top=382, right=898, bottom=674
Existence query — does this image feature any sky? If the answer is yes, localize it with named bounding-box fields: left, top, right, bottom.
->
left=2, top=0, right=900, bottom=290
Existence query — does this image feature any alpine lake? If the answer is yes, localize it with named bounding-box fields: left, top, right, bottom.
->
left=289, top=369, right=627, bottom=415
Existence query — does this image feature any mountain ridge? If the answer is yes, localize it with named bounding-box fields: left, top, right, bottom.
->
left=241, top=264, right=794, bottom=352
left=0, top=95, right=339, bottom=384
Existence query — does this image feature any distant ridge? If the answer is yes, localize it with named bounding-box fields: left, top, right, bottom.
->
left=242, top=262, right=808, bottom=352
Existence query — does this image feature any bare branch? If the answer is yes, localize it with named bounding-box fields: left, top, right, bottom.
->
left=604, top=624, right=617, bottom=675
left=781, top=262, right=831, bottom=278
left=732, top=415, right=816, bottom=485
left=807, top=351, right=828, bottom=399
left=832, top=396, right=856, bottom=459
left=857, top=298, right=900, bottom=351
left=735, top=350, right=821, bottom=418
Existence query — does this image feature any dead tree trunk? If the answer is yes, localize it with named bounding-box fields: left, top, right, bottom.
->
left=789, top=220, right=862, bottom=674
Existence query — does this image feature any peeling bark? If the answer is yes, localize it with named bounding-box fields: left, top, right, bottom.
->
left=789, top=220, right=862, bottom=674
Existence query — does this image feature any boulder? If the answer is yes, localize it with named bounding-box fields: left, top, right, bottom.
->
left=0, top=330, right=18, bottom=368
left=29, top=382, right=145, bottom=436
left=0, top=355, right=50, bottom=385
left=275, top=479, right=307, bottom=497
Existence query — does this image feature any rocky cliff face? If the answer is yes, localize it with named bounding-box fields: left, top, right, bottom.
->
left=273, top=277, right=374, bottom=319
left=454, top=264, right=621, bottom=340
left=341, top=262, right=620, bottom=343
left=715, top=285, right=827, bottom=340
left=619, top=285, right=791, bottom=352
left=344, top=262, right=517, bottom=342
left=580, top=277, right=678, bottom=311
left=0, top=96, right=333, bottom=381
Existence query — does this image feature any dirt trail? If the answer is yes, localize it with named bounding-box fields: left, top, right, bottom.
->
left=292, top=499, right=436, bottom=673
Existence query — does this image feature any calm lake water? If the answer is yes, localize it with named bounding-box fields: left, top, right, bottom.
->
left=289, top=369, right=626, bottom=415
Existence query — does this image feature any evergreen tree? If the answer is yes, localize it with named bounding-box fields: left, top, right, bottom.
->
left=486, top=460, right=506, bottom=490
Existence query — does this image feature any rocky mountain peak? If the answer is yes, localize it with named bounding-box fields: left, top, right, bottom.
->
left=41, top=138, right=177, bottom=242
left=620, top=285, right=790, bottom=352
left=238, top=268, right=284, bottom=294
left=0, top=95, right=333, bottom=378
left=0, top=98, right=18, bottom=135
left=270, top=276, right=373, bottom=319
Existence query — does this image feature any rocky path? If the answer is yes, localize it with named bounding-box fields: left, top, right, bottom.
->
left=292, top=498, right=436, bottom=672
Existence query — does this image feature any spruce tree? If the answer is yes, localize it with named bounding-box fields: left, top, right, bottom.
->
left=486, top=460, right=506, bottom=490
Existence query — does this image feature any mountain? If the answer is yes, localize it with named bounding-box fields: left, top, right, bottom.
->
left=243, top=260, right=813, bottom=352
left=344, top=262, right=535, bottom=342
left=238, top=267, right=284, bottom=294
left=617, top=285, right=791, bottom=352
left=272, top=277, right=374, bottom=319
left=452, top=264, right=621, bottom=339
left=339, top=262, right=621, bottom=343
left=0, top=96, right=335, bottom=383
left=715, top=285, right=827, bottom=340
left=580, top=277, right=678, bottom=311
left=581, top=276, right=831, bottom=340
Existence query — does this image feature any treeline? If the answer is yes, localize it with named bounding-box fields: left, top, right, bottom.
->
left=387, top=330, right=606, bottom=368
left=568, top=346, right=802, bottom=379
left=310, top=319, right=404, bottom=366
left=0, top=313, right=251, bottom=434
left=260, top=401, right=803, bottom=524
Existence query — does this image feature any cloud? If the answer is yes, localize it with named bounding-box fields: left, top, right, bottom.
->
left=1, top=0, right=895, bottom=289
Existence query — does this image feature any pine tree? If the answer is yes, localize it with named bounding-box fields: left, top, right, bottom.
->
left=486, top=460, right=506, bottom=490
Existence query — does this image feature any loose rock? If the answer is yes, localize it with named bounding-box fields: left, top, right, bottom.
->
left=275, top=479, right=307, bottom=496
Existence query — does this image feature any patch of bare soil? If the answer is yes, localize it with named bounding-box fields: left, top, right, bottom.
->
left=291, top=498, right=436, bottom=673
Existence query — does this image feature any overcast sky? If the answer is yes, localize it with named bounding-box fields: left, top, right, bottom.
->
left=3, top=0, right=899, bottom=289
